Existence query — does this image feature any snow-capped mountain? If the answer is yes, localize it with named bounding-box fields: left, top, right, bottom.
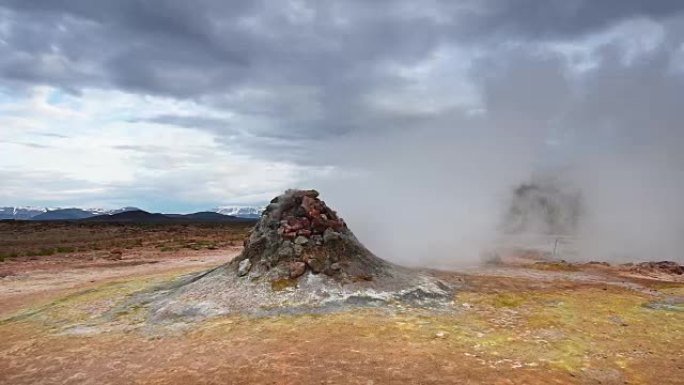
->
left=0, top=206, right=46, bottom=220
left=0, top=206, right=140, bottom=220
left=88, top=207, right=141, bottom=216
left=2, top=205, right=264, bottom=221
left=213, top=205, right=265, bottom=219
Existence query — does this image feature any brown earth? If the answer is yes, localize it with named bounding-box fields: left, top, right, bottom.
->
left=0, top=220, right=252, bottom=266
left=0, top=224, right=682, bottom=385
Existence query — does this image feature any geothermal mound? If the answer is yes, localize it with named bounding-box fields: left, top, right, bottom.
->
left=148, top=189, right=452, bottom=320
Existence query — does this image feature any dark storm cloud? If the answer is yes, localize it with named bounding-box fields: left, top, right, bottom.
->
left=0, top=0, right=253, bottom=94
left=2, top=0, right=684, bottom=262
left=4, top=1, right=680, bottom=98
left=2, top=0, right=683, bottom=161
left=471, top=0, right=684, bottom=40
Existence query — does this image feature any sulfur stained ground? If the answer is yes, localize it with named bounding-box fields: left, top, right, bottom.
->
left=0, top=251, right=682, bottom=384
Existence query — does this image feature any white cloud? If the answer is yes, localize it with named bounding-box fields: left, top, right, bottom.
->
left=0, top=86, right=333, bottom=209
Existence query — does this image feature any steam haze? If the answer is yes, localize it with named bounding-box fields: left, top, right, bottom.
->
left=1, top=1, right=683, bottom=264
left=318, top=32, right=684, bottom=266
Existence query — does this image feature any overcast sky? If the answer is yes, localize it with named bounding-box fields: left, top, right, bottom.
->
left=1, top=1, right=684, bottom=215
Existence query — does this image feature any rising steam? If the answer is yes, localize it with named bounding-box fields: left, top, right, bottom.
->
left=313, top=46, right=684, bottom=267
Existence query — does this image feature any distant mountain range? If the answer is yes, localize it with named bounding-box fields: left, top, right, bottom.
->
left=0, top=206, right=140, bottom=221
left=0, top=205, right=264, bottom=222
left=83, top=210, right=255, bottom=224
left=213, top=206, right=264, bottom=219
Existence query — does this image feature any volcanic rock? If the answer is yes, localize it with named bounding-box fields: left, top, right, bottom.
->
left=237, top=259, right=251, bottom=276
left=289, top=261, right=307, bottom=278
left=323, top=228, right=341, bottom=243
left=631, top=261, right=684, bottom=275
left=148, top=189, right=453, bottom=320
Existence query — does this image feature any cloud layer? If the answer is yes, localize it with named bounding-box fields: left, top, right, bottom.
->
left=1, top=1, right=684, bottom=263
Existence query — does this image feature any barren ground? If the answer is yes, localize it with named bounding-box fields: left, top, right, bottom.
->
left=0, top=223, right=682, bottom=385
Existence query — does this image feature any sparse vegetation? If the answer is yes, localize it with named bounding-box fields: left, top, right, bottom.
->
left=270, top=277, right=298, bottom=291
left=529, top=260, right=579, bottom=271
left=0, top=221, right=253, bottom=260
left=490, top=293, right=527, bottom=308
left=55, top=246, right=76, bottom=253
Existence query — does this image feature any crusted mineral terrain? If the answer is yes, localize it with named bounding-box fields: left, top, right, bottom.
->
left=147, top=189, right=453, bottom=320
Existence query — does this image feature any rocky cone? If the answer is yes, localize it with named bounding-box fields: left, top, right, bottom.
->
left=145, top=189, right=454, bottom=320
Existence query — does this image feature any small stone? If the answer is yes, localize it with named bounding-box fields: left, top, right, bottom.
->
left=290, top=261, right=307, bottom=278
left=330, top=262, right=341, bottom=271
left=609, top=315, right=628, bottom=327
left=248, top=269, right=262, bottom=279
left=301, top=195, right=315, bottom=212
left=330, top=219, right=345, bottom=231
left=294, top=236, right=309, bottom=245
left=306, top=257, right=325, bottom=274
left=299, top=217, right=311, bottom=228
left=294, top=244, right=304, bottom=256
left=297, top=229, right=312, bottom=237
left=237, top=259, right=252, bottom=276
left=435, top=331, right=449, bottom=339
left=278, top=245, right=295, bottom=258
left=311, top=235, right=323, bottom=245
left=323, top=228, right=341, bottom=243
left=311, top=217, right=327, bottom=233
left=294, top=205, right=308, bottom=217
